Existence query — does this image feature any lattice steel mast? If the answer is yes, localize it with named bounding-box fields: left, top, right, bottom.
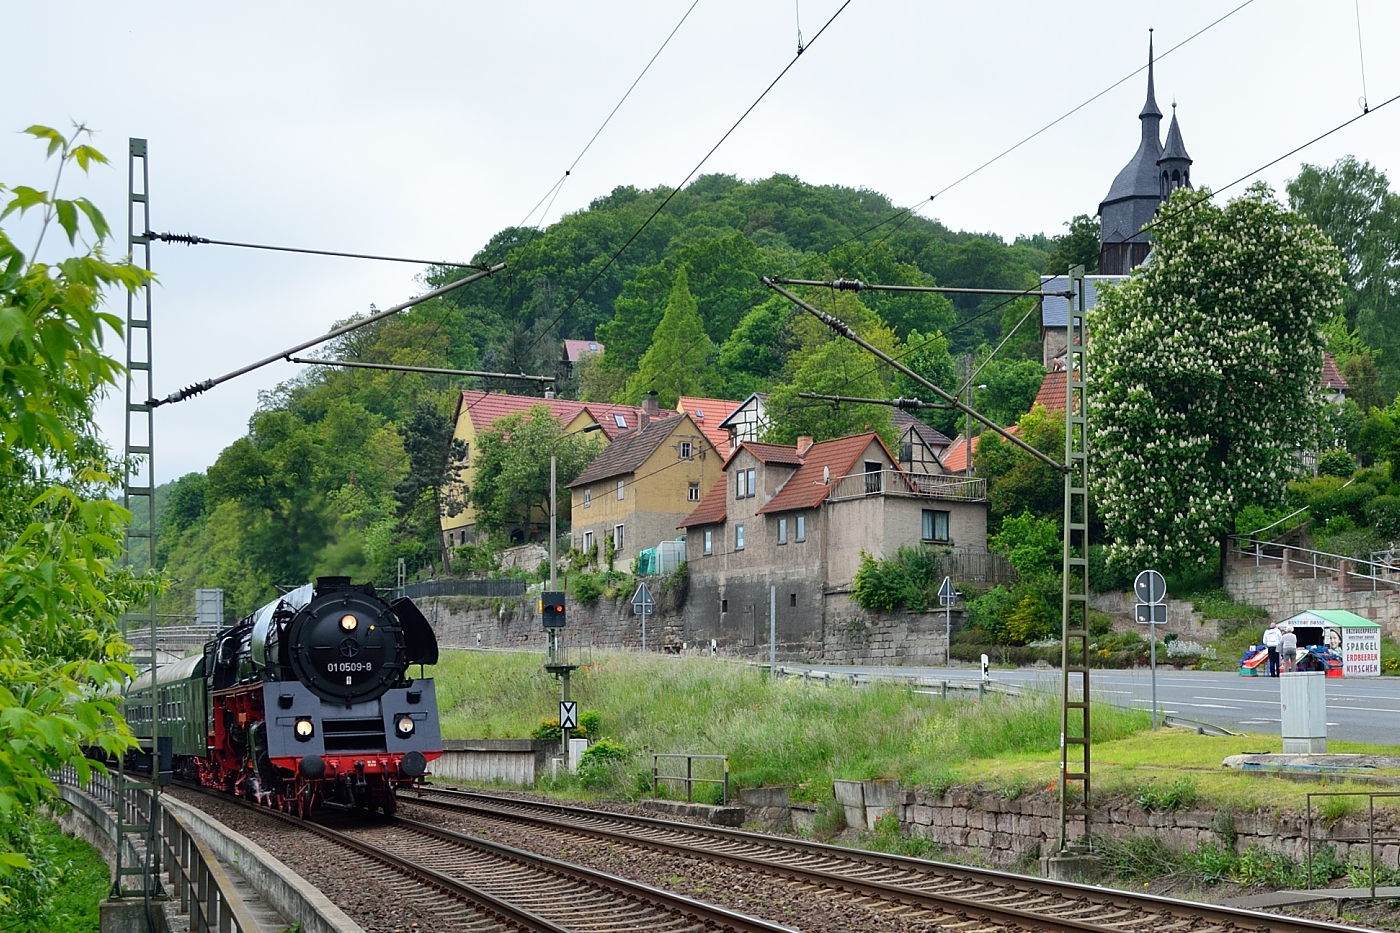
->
left=1058, top=265, right=1092, bottom=853
left=113, top=137, right=163, bottom=898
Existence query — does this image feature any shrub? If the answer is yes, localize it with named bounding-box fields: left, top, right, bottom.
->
left=1365, top=495, right=1400, bottom=540
left=1135, top=776, right=1198, bottom=811
left=531, top=717, right=562, bottom=740
left=1310, top=482, right=1377, bottom=525
left=578, top=710, right=603, bottom=737
left=989, top=511, right=1061, bottom=577
left=572, top=572, right=605, bottom=605
left=851, top=545, right=945, bottom=612
left=578, top=737, right=628, bottom=768
left=1317, top=448, right=1357, bottom=478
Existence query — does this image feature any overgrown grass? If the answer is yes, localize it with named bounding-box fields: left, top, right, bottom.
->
left=429, top=649, right=1148, bottom=798
left=954, top=727, right=1400, bottom=813
left=0, top=817, right=110, bottom=933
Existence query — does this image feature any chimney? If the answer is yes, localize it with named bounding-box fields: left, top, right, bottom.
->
left=544, top=388, right=555, bottom=400
left=642, top=391, right=659, bottom=426
left=797, top=436, right=814, bottom=457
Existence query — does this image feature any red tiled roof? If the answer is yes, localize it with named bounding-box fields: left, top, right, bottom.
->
left=758, top=433, right=897, bottom=515
left=579, top=402, right=676, bottom=439
left=724, top=441, right=804, bottom=469
left=568, top=415, right=688, bottom=487
left=1322, top=351, right=1350, bottom=391
left=677, top=396, right=742, bottom=453
left=941, top=427, right=1019, bottom=474
left=457, top=391, right=585, bottom=433
left=678, top=476, right=728, bottom=528
left=1032, top=366, right=1066, bottom=412
left=563, top=339, right=603, bottom=362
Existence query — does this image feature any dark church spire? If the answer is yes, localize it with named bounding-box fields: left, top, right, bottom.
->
left=1140, top=29, right=1162, bottom=120
left=1158, top=103, right=1193, bottom=197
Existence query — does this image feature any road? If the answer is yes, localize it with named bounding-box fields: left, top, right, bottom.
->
left=783, top=663, right=1400, bottom=747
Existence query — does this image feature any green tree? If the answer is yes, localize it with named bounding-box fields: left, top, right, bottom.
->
left=764, top=290, right=898, bottom=446
left=976, top=403, right=1064, bottom=528
left=0, top=125, right=148, bottom=908
left=892, top=329, right=957, bottom=435
left=1288, top=157, right=1400, bottom=392
left=1091, top=184, right=1345, bottom=574
left=622, top=266, right=718, bottom=408
left=989, top=511, right=1062, bottom=577
left=1043, top=214, right=1101, bottom=274
left=717, top=296, right=790, bottom=397
left=973, top=358, right=1046, bottom=427
left=467, top=406, right=602, bottom=543
left=394, top=400, right=465, bottom=559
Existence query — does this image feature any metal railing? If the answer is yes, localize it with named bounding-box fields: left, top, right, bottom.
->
left=826, top=468, right=986, bottom=503
left=58, top=767, right=259, bottom=933
left=769, top=664, right=1022, bottom=699
left=1305, top=790, right=1400, bottom=898
left=653, top=753, right=729, bottom=805
left=1230, top=535, right=1400, bottom=593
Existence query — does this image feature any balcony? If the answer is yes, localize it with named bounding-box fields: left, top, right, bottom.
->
left=826, top=468, right=986, bottom=504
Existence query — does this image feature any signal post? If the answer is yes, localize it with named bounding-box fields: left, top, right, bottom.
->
left=541, top=592, right=577, bottom=760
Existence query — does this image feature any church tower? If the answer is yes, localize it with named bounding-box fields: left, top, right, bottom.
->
left=1098, top=31, right=1192, bottom=274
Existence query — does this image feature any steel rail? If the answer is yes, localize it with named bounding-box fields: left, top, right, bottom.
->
left=179, top=787, right=568, bottom=933
left=410, top=786, right=1376, bottom=933
left=185, top=785, right=793, bottom=933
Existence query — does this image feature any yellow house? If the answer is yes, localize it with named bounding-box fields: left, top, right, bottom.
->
left=566, top=412, right=722, bottom=569
left=439, top=391, right=669, bottom=549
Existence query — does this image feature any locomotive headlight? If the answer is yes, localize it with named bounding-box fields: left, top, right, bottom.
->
left=294, top=718, right=315, bottom=741
left=395, top=716, right=416, bottom=737
left=339, top=614, right=358, bottom=632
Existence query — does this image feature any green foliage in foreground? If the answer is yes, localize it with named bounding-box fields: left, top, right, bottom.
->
left=1, top=126, right=143, bottom=900
left=0, top=817, right=108, bottom=933
left=429, top=650, right=1148, bottom=799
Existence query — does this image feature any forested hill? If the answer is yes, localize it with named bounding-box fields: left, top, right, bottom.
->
left=156, top=173, right=1093, bottom=617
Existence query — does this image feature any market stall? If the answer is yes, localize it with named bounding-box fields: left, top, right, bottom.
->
left=1239, top=609, right=1381, bottom=677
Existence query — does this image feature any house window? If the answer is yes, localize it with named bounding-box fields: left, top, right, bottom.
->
left=721, top=599, right=728, bottom=613
left=790, top=593, right=797, bottom=608
left=795, top=513, right=806, bottom=542
left=583, top=531, right=594, bottom=552
left=777, top=517, right=787, bottom=544
left=583, top=488, right=591, bottom=508
left=613, top=413, right=628, bottom=429
left=688, top=482, right=700, bottom=502
left=736, top=470, right=747, bottom=498
left=922, top=509, right=950, bottom=543
left=703, top=528, right=713, bottom=555
left=679, top=441, right=693, bottom=459
left=613, top=524, right=625, bottom=552
left=864, top=460, right=883, bottom=495
left=747, top=469, right=756, bottom=497
left=735, top=523, right=745, bottom=550
left=617, top=479, right=625, bottom=500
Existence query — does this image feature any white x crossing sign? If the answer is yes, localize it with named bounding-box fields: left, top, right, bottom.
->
left=559, top=701, right=578, bottom=731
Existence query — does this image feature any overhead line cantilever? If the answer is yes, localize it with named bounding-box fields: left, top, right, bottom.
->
left=761, top=278, right=1066, bottom=473
left=769, top=276, right=1073, bottom=299
left=148, top=262, right=505, bottom=407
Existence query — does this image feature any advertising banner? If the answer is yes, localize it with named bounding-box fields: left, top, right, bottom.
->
left=1341, top=626, right=1382, bottom=677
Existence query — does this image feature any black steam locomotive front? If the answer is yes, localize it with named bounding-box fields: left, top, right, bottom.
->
left=206, top=576, right=441, bottom=813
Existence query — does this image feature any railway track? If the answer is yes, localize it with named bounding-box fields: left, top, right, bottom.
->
left=183, top=786, right=797, bottom=933
left=405, top=785, right=1375, bottom=933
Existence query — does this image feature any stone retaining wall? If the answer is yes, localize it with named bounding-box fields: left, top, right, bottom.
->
left=835, top=780, right=1400, bottom=872
left=1226, top=559, right=1400, bottom=638
left=420, top=592, right=952, bottom=665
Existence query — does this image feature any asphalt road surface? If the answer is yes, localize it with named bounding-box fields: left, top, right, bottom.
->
left=784, top=664, right=1400, bottom=747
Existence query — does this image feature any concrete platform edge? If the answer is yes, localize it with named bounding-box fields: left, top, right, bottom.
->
left=161, top=795, right=364, bottom=933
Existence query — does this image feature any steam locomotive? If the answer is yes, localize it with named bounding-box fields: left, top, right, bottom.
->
left=127, top=577, right=442, bottom=816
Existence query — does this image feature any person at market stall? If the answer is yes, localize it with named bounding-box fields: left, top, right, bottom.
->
left=1262, top=621, right=1281, bottom=677
left=1279, top=624, right=1298, bottom=673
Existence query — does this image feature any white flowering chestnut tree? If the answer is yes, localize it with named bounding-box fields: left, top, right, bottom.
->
left=1090, top=183, right=1344, bottom=574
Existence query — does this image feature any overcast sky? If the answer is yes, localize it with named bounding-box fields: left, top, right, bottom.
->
left=6, top=1, right=1399, bottom=479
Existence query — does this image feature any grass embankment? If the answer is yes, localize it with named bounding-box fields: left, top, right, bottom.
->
left=431, top=649, right=1148, bottom=799
left=0, top=817, right=110, bottom=933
